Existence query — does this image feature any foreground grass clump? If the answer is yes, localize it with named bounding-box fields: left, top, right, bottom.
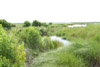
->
left=56, top=52, right=87, bottom=67
left=42, top=36, right=54, bottom=50
left=67, top=39, right=100, bottom=67
left=42, top=36, right=63, bottom=51
left=31, top=47, right=87, bottom=67
left=19, top=27, right=43, bottom=50
left=0, top=25, right=25, bottom=67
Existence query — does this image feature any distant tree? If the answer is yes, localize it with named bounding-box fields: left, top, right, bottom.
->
left=32, top=20, right=41, bottom=26
left=41, top=22, right=48, bottom=27
left=49, top=22, right=52, bottom=25
left=23, top=21, right=31, bottom=27
left=0, top=19, right=11, bottom=29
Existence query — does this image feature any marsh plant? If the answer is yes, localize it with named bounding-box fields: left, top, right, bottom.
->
left=0, top=24, right=25, bottom=67
left=19, top=27, right=43, bottom=50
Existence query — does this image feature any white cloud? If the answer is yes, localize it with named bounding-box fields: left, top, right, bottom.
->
left=0, top=0, right=100, bottom=23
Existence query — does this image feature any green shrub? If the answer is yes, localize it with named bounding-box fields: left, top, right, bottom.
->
left=0, top=19, right=11, bottom=29
left=39, top=28, right=48, bottom=36
left=23, top=21, right=31, bottom=27
left=0, top=24, right=25, bottom=67
left=0, top=56, right=10, bottom=67
left=41, top=22, right=48, bottom=27
left=19, top=27, right=43, bottom=50
left=32, top=20, right=41, bottom=26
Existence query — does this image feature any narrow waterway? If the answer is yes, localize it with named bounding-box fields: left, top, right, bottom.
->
left=50, top=36, right=70, bottom=46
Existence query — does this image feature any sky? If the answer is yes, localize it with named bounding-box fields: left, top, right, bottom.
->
left=0, top=0, right=100, bottom=23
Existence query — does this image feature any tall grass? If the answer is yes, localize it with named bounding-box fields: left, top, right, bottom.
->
left=42, top=36, right=63, bottom=51
left=67, top=39, right=100, bottom=67
left=31, top=46, right=87, bottom=67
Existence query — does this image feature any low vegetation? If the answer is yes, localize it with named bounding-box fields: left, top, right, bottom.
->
left=23, top=21, right=31, bottom=27
left=0, top=24, right=25, bottom=67
left=0, top=20, right=100, bottom=67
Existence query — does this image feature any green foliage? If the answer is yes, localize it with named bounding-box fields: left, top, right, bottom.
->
left=31, top=46, right=87, bottom=67
left=5, top=23, right=100, bottom=67
left=56, top=24, right=100, bottom=41
left=19, top=27, right=43, bottom=49
left=23, top=21, right=31, bottom=27
left=39, top=28, right=48, bottom=36
left=0, top=56, right=10, bottom=67
left=56, top=52, right=87, bottom=67
left=42, top=36, right=63, bottom=51
left=42, top=36, right=54, bottom=50
left=52, top=40, right=63, bottom=48
left=49, top=22, right=52, bottom=25
left=31, top=24, right=100, bottom=67
left=0, top=24, right=25, bottom=67
left=66, top=39, right=100, bottom=67
left=41, top=22, right=48, bottom=27
left=11, top=24, right=16, bottom=27
left=32, top=20, right=41, bottom=26
left=0, top=19, right=11, bottom=29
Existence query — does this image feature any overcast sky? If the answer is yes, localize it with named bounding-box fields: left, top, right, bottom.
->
left=0, top=0, right=100, bottom=23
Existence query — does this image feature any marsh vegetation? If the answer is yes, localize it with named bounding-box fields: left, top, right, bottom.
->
left=0, top=19, right=100, bottom=67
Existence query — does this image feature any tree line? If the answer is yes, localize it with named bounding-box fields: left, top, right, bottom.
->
left=0, top=19, right=52, bottom=28
left=23, top=20, right=52, bottom=27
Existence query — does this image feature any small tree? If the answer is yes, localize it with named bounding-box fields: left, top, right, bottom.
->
left=41, top=22, right=48, bottom=27
left=0, top=19, right=11, bottom=29
left=49, top=22, right=52, bottom=25
left=32, top=20, right=41, bottom=26
left=23, top=21, right=31, bottom=27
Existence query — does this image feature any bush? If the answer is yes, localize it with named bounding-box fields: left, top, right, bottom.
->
left=49, top=22, right=52, bottom=25
left=41, top=22, right=48, bottom=27
left=19, top=27, right=43, bottom=50
left=0, top=56, right=10, bottom=67
left=0, top=19, right=11, bottom=29
left=23, top=21, right=31, bottom=27
left=32, top=20, right=41, bottom=26
left=0, top=24, right=25, bottom=67
left=39, top=28, right=48, bottom=36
